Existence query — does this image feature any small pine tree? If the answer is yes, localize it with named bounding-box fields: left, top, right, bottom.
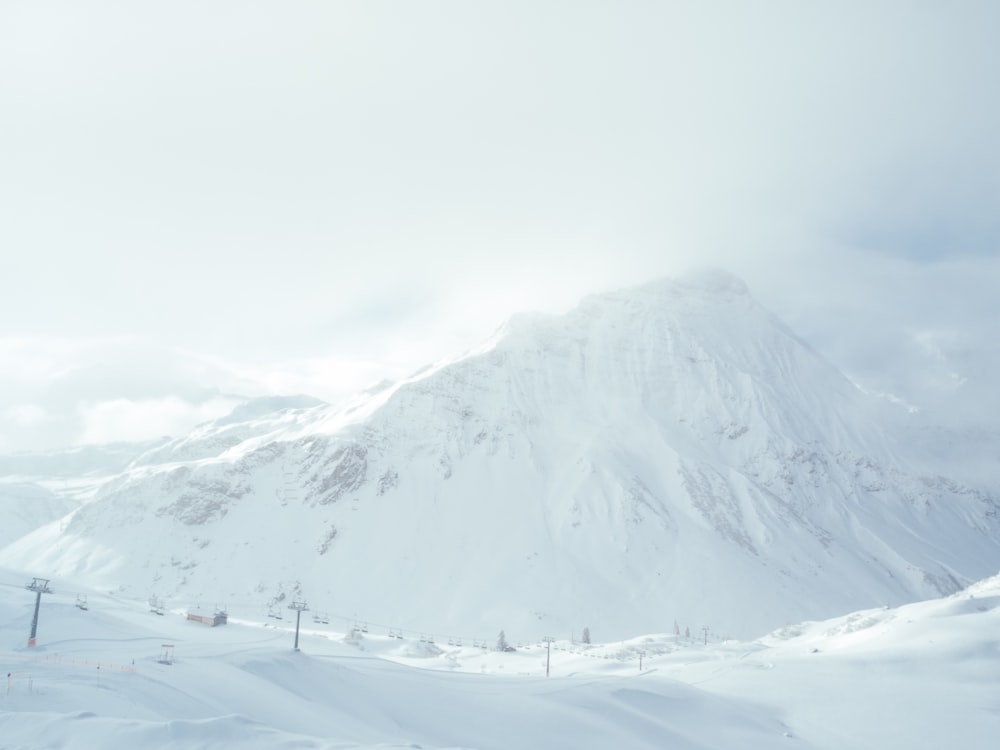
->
left=582, top=626, right=591, bottom=644
left=673, top=620, right=680, bottom=636
left=684, top=626, right=690, bottom=639
left=497, top=629, right=508, bottom=652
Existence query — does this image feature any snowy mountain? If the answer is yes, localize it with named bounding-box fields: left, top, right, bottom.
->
left=0, top=441, right=165, bottom=545
left=0, top=440, right=166, bottom=480
left=2, top=272, right=998, bottom=643
left=0, top=483, right=75, bottom=548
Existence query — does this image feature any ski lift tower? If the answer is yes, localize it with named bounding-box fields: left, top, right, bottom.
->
left=26, top=577, right=53, bottom=647
left=543, top=636, right=555, bottom=677
left=288, top=600, right=309, bottom=651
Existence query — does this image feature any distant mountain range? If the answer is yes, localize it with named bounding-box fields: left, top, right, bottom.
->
left=2, top=271, right=998, bottom=641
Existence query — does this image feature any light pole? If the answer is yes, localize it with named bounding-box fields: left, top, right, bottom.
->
left=288, top=601, right=309, bottom=651
left=543, top=636, right=555, bottom=677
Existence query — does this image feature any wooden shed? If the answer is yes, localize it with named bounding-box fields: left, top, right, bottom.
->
left=186, top=608, right=228, bottom=627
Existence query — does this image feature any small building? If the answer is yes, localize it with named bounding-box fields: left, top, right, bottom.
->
left=186, top=608, right=228, bottom=627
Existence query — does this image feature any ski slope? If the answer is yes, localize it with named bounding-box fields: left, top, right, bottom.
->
left=3, top=565, right=998, bottom=749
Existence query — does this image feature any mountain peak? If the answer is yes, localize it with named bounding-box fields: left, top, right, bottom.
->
left=495, top=270, right=755, bottom=345
left=580, top=269, right=751, bottom=309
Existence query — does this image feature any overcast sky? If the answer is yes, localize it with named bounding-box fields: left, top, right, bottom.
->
left=2, top=1, right=998, bottom=453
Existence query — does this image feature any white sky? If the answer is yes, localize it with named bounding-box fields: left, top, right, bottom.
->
left=2, top=1, right=998, bottom=452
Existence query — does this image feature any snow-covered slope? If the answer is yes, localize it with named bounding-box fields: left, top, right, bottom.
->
left=0, top=483, right=75, bottom=547
left=3, top=272, right=998, bottom=642
left=0, top=442, right=161, bottom=544
left=2, top=566, right=998, bottom=749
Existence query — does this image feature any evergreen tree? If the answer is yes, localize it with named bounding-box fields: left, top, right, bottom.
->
left=582, top=626, right=591, bottom=644
left=497, top=629, right=509, bottom=652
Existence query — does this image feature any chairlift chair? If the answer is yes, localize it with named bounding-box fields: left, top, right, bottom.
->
left=158, top=644, right=174, bottom=665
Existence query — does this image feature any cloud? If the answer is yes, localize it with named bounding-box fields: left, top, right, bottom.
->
left=0, top=2, right=997, bottom=449
left=752, top=253, right=1000, bottom=433
left=0, top=336, right=406, bottom=452
left=75, top=396, right=235, bottom=446
left=3, top=404, right=47, bottom=428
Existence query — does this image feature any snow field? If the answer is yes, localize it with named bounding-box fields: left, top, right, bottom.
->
left=3, top=567, right=1000, bottom=749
